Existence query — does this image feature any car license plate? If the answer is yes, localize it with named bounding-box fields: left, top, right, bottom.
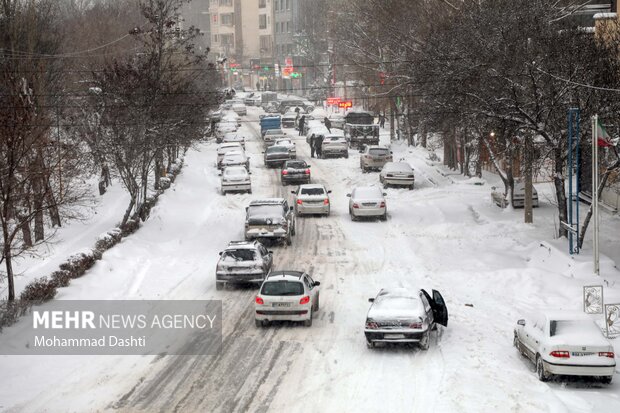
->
left=384, top=334, right=405, bottom=339
left=272, top=302, right=291, bottom=307
left=571, top=352, right=594, bottom=356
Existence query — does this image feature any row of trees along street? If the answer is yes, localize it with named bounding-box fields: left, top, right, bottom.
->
left=0, top=0, right=220, bottom=301
left=303, top=0, right=620, bottom=242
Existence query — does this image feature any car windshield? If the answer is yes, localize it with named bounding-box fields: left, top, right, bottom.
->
left=369, top=148, right=389, bottom=156
left=301, top=187, right=325, bottom=196
left=267, top=146, right=289, bottom=154
left=224, top=153, right=244, bottom=161
left=247, top=205, right=283, bottom=220
left=222, top=249, right=256, bottom=262
left=276, top=140, right=291, bottom=145
left=286, top=161, right=307, bottom=169
left=550, top=319, right=600, bottom=337
left=261, top=280, right=304, bottom=296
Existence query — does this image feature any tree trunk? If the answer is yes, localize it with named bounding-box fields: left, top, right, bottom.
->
left=554, top=146, right=568, bottom=238
left=33, top=191, right=44, bottom=242
left=389, top=99, right=395, bottom=141
left=524, top=135, right=533, bottom=223
left=419, top=121, right=427, bottom=148
left=154, top=148, right=163, bottom=189
left=46, top=189, right=61, bottom=227
left=121, top=196, right=136, bottom=226
left=475, top=136, right=483, bottom=177
left=2, top=220, right=15, bottom=301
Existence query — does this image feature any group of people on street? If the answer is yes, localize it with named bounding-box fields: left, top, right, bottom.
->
left=309, top=134, right=324, bottom=158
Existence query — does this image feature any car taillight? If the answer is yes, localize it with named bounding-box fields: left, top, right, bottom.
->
left=365, top=321, right=378, bottom=329
left=380, top=202, right=386, bottom=208
left=352, top=203, right=359, bottom=209
left=599, top=352, right=615, bottom=358
left=305, top=169, right=310, bottom=174
left=297, top=199, right=303, bottom=205
left=255, top=297, right=264, bottom=305
left=409, top=322, right=422, bottom=329
left=549, top=350, right=570, bottom=358
left=282, top=170, right=288, bottom=175
left=299, top=296, right=310, bottom=305
left=323, top=199, right=329, bottom=205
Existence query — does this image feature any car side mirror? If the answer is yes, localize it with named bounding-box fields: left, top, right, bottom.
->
left=327, top=190, right=332, bottom=194
left=248, top=171, right=252, bottom=175
left=368, top=298, right=375, bottom=303
left=289, top=206, right=294, bottom=211
left=517, top=319, right=526, bottom=326
left=383, top=193, right=387, bottom=196
left=346, top=194, right=351, bottom=197
left=218, top=251, right=223, bottom=255
left=268, top=251, right=273, bottom=254
left=313, top=281, right=321, bottom=287
left=291, top=191, right=296, bottom=194
left=307, top=165, right=311, bottom=168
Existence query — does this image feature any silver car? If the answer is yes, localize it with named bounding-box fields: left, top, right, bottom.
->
left=347, top=186, right=387, bottom=221
left=222, top=132, right=246, bottom=149
left=220, top=166, right=251, bottom=194
left=217, top=143, right=244, bottom=168
left=255, top=271, right=320, bottom=327
left=292, top=184, right=331, bottom=216
left=379, top=162, right=415, bottom=189
left=220, top=150, right=249, bottom=170
left=215, top=241, right=273, bottom=289
left=365, top=288, right=448, bottom=349
left=360, top=146, right=393, bottom=172
left=511, top=181, right=539, bottom=208
left=232, top=103, right=247, bottom=116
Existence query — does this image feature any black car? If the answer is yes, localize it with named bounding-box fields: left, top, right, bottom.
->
left=264, top=145, right=291, bottom=168
left=281, top=160, right=311, bottom=185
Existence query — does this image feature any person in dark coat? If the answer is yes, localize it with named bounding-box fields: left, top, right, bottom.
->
left=310, top=134, right=316, bottom=158
left=324, top=117, right=332, bottom=133
left=315, top=134, right=324, bottom=158
left=379, top=113, right=386, bottom=128
left=298, top=115, right=306, bottom=136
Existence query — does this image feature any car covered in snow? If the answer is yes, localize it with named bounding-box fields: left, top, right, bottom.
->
left=327, top=113, right=346, bottom=129
left=263, top=128, right=287, bottom=146
left=281, top=111, right=298, bottom=128
left=273, top=138, right=296, bottom=158
left=264, top=145, right=291, bottom=168
left=217, top=142, right=244, bottom=168
left=321, top=134, right=349, bottom=158
left=222, top=132, right=246, bottom=149
left=255, top=271, right=320, bottom=327
left=365, top=288, right=448, bottom=349
left=514, top=311, right=616, bottom=383
left=215, top=241, right=273, bottom=290
left=379, top=162, right=415, bottom=189
left=244, top=198, right=296, bottom=245
left=215, top=122, right=238, bottom=143
left=232, top=102, right=247, bottom=116
left=280, top=160, right=311, bottom=186
left=220, top=150, right=249, bottom=170
left=220, top=166, right=251, bottom=194
left=511, top=181, right=539, bottom=208
left=347, top=186, right=387, bottom=221
left=292, top=184, right=331, bottom=216
left=360, top=145, right=393, bottom=172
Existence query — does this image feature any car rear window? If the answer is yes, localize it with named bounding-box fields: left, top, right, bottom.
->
left=550, top=319, right=599, bottom=337
left=222, top=249, right=256, bottom=262
left=355, top=187, right=382, bottom=198
left=268, top=146, right=289, bottom=153
left=369, top=148, right=389, bottom=156
left=261, top=281, right=304, bottom=296
left=286, top=161, right=307, bottom=169
left=301, top=187, right=325, bottom=196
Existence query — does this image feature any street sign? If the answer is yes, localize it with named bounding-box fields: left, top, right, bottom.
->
left=285, top=57, right=293, bottom=66
left=338, top=100, right=353, bottom=109
left=327, top=97, right=341, bottom=106
left=290, top=72, right=302, bottom=78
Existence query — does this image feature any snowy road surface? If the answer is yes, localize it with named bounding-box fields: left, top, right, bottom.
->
left=1, top=107, right=618, bottom=413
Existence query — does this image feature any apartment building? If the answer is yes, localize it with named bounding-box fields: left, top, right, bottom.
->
left=180, top=0, right=211, bottom=53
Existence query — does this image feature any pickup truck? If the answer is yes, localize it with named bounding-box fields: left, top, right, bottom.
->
left=260, top=115, right=282, bottom=137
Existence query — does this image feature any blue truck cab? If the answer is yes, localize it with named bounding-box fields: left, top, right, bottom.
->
left=260, top=115, right=282, bottom=137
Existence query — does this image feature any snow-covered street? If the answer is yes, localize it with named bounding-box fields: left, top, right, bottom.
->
left=1, top=107, right=618, bottom=413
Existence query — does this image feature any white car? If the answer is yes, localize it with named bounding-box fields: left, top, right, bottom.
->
left=232, top=103, right=247, bottom=116
left=220, top=150, right=249, bottom=170
left=263, top=128, right=287, bottom=146
left=220, top=166, right=251, bottom=194
left=215, top=241, right=272, bottom=289
left=215, top=123, right=237, bottom=143
left=511, top=181, right=539, bottom=208
left=365, top=288, right=448, bottom=349
left=292, top=184, right=331, bottom=216
left=273, top=138, right=296, bottom=158
left=328, top=113, right=345, bottom=129
left=514, top=311, right=616, bottom=383
left=347, top=186, right=387, bottom=221
left=222, top=111, right=241, bottom=126
left=380, top=162, right=415, bottom=189
left=222, top=132, right=246, bottom=149
left=255, top=271, right=320, bottom=327
left=217, top=142, right=244, bottom=167
left=321, top=135, right=348, bottom=158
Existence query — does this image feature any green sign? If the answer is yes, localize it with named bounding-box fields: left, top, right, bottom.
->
left=290, top=72, right=302, bottom=78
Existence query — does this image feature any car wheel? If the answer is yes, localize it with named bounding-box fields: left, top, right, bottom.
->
left=345, top=152, right=349, bottom=159
left=248, top=188, right=252, bottom=194
left=419, top=329, right=430, bottom=350
left=291, top=221, right=296, bottom=236
left=536, top=355, right=549, bottom=382
left=383, top=183, right=388, bottom=189
left=601, top=376, right=613, bottom=384
left=380, top=213, right=387, bottom=221
left=221, top=189, right=226, bottom=196
left=255, top=319, right=262, bottom=328
left=366, top=340, right=376, bottom=349
left=304, top=310, right=313, bottom=327
left=409, top=184, right=414, bottom=190
left=216, top=282, right=224, bottom=291
left=350, top=210, right=357, bottom=221
left=286, top=234, right=292, bottom=246
left=313, top=294, right=320, bottom=312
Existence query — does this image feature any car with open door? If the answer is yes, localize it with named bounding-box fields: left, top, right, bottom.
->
left=364, top=287, right=448, bottom=349
left=514, top=311, right=615, bottom=383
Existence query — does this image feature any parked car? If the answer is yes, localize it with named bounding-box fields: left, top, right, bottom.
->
left=222, top=132, right=246, bottom=149
left=220, top=166, right=251, bottom=195
left=292, top=184, right=331, bottom=216
left=222, top=111, right=241, bottom=127
left=263, top=128, right=287, bottom=146
left=514, top=311, right=615, bottom=383
left=244, top=198, right=296, bottom=245
left=217, top=143, right=244, bottom=168
left=281, top=160, right=311, bottom=185
left=220, top=150, right=249, bottom=170
left=511, top=181, right=539, bottom=208
left=264, top=145, right=291, bottom=168
left=255, top=271, right=320, bottom=327
left=380, top=162, right=415, bottom=189
left=365, top=288, right=448, bottom=349
left=215, top=241, right=273, bottom=290
left=215, top=123, right=238, bottom=143
left=232, top=102, right=247, bottom=116
left=273, top=138, right=296, bottom=158
left=327, top=113, right=346, bottom=129
left=347, top=186, right=387, bottom=221
left=321, top=135, right=349, bottom=158
left=281, top=111, right=298, bottom=128
left=360, top=146, right=393, bottom=172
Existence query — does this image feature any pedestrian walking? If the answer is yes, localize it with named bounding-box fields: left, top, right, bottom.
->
left=256, top=81, right=260, bottom=91
left=315, top=134, right=324, bottom=158
left=324, top=117, right=332, bottom=133
left=379, top=113, right=386, bottom=128
left=298, top=115, right=306, bottom=136
left=310, top=134, right=316, bottom=158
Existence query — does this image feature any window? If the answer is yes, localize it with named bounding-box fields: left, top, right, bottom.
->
left=259, top=0, right=266, bottom=8
left=286, top=21, right=290, bottom=33
left=275, top=22, right=279, bottom=33
left=280, top=0, right=284, bottom=11
left=221, top=34, right=234, bottom=47
left=219, top=0, right=232, bottom=5
left=286, top=0, right=290, bottom=10
left=259, top=14, right=267, bottom=29
left=212, top=34, right=219, bottom=43
left=260, top=35, right=271, bottom=51
left=280, top=22, right=284, bottom=33
left=212, top=14, right=218, bottom=23
left=221, top=13, right=234, bottom=26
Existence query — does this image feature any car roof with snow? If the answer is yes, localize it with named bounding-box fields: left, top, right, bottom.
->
left=353, top=186, right=383, bottom=198
left=249, top=198, right=285, bottom=206
left=223, top=151, right=245, bottom=159
left=383, top=162, right=413, bottom=172
left=299, top=184, right=326, bottom=190
left=225, top=240, right=262, bottom=250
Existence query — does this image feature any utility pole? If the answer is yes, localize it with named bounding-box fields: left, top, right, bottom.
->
left=524, top=134, right=533, bottom=224
left=592, top=115, right=600, bottom=275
